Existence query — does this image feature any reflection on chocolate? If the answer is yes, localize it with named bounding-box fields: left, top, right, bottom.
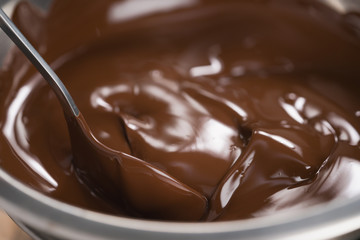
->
left=1, top=0, right=360, bottom=221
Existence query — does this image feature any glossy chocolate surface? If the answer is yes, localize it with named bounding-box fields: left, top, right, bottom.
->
left=1, top=0, right=360, bottom=221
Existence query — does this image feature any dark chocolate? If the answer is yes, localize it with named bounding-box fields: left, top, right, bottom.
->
left=1, top=0, right=360, bottom=221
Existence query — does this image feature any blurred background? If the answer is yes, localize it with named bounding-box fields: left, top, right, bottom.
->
left=0, top=211, right=30, bottom=240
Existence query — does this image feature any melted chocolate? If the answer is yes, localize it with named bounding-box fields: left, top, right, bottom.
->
left=1, top=0, right=360, bottom=221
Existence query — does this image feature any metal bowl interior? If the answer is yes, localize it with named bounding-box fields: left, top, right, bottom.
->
left=0, top=0, right=360, bottom=239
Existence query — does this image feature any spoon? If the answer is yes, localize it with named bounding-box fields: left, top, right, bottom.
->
left=0, top=8, right=206, bottom=220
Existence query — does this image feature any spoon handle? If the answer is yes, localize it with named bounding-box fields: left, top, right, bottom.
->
left=0, top=8, right=79, bottom=117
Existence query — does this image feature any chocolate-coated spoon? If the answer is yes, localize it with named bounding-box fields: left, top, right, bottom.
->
left=0, top=8, right=206, bottom=220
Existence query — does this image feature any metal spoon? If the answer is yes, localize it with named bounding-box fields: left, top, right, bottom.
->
left=0, top=8, right=206, bottom=221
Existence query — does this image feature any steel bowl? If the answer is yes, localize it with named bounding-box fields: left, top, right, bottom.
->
left=0, top=0, right=360, bottom=239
